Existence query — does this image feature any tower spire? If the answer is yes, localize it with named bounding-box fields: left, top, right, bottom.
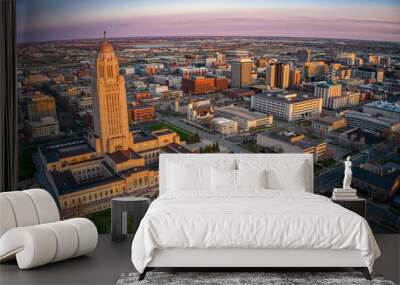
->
left=103, top=30, right=107, bottom=42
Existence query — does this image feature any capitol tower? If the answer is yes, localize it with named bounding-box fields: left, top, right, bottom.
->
left=91, top=31, right=133, bottom=154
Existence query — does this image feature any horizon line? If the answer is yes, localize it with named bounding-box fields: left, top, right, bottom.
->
left=17, top=34, right=400, bottom=45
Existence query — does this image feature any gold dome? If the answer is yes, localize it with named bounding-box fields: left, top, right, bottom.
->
left=99, top=41, right=114, bottom=53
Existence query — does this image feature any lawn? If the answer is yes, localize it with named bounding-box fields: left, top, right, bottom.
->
left=86, top=209, right=136, bottom=234
left=239, top=141, right=260, bottom=153
left=147, top=122, right=200, bottom=143
left=18, top=145, right=38, bottom=180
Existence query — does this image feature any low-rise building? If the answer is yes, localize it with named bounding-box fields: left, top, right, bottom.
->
left=312, top=116, right=347, bottom=133
left=27, top=92, right=57, bottom=121
left=211, top=117, right=238, bottom=135
left=129, top=104, right=155, bottom=122
left=352, top=67, right=384, bottom=82
left=134, top=92, right=152, bottom=101
left=214, top=105, right=273, bottom=130
left=182, top=76, right=216, bottom=95
left=257, top=131, right=327, bottom=160
left=149, top=84, right=168, bottom=96
left=77, top=96, right=93, bottom=110
left=344, top=110, right=400, bottom=134
left=30, top=116, right=60, bottom=139
left=153, top=75, right=182, bottom=89
left=363, top=101, right=400, bottom=121
left=182, top=76, right=228, bottom=95
left=160, top=90, right=183, bottom=100
left=178, top=67, right=208, bottom=78
left=24, top=74, right=50, bottom=86
left=251, top=91, right=322, bottom=121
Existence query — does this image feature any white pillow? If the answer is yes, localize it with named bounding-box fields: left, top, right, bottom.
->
left=237, top=159, right=309, bottom=191
left=266, top=163, right=307, bottom=191
left=236, top=169, right=267, bottom=189
left=167, top=162, right=211, bottom=192
left=212, top=168, right=237, bottom=191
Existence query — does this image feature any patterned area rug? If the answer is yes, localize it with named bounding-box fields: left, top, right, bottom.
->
left=116, top=271, right=395, bottom=285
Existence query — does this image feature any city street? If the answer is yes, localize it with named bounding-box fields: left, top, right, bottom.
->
left=157, top=113, right=253, bottom=153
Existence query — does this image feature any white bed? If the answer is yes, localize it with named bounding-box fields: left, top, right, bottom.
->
left=131, top=154, right=380, bottom=280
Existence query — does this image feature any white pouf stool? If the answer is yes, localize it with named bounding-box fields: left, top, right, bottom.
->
left=0, top=189, right=98, bottom=269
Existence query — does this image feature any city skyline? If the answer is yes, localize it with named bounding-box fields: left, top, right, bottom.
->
left=17, top=0, right=400, bottom=43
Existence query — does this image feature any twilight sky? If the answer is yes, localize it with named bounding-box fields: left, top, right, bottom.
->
left=17, top=0, right=400, bottom=43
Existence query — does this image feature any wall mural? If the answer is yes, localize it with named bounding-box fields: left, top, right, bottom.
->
left=16, top=0, right=400, bottom=234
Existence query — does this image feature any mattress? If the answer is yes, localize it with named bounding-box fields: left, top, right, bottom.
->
left=131, top=190, right=380, bottom=273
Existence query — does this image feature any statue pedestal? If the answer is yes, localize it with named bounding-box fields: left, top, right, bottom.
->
left=333, top=188, right=357, bottom=192
left=332, top=188, right=358, bottom=200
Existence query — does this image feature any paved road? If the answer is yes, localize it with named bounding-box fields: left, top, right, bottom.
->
left=157, top=113, right=253, bottom=153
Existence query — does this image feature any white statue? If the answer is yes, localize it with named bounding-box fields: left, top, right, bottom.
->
left=343, top=156, right=353, bottom=190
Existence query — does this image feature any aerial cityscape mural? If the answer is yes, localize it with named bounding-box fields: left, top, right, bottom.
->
left=16, top=0, right=400, bottom=233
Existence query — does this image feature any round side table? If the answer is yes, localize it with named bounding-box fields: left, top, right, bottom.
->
left=111, top=197, right=150, bottom=242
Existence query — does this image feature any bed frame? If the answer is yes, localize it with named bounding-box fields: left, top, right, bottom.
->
left=139, top=248, right=370, bottom=280
left=139, top=154, right=372, bottom=281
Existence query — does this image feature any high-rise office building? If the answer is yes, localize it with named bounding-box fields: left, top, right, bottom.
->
left=297, top=49, right=311, bottom=63
left=304, top=61, right=328, bottom=80
left=231, top=58, right=253, bottom=88
left=266, top=63, right=289, bottom=89
left=266, top=63, right=277, bottom=88
left=314, top=82, right=342, bottom=99
left=289, top=67, right=302, bottom=88
left=277, top=63, right=290, bottom=89
left=351, top=67, right=384, bottom=82
left=314, top=82, right=343, bottom=109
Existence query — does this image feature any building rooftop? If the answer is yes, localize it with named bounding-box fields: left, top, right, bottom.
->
left=133, top=131, right=156, bottom=143
left=129, top=103, right=154, bottom=110
left=119, top=166, right=150, bottom=177
left=254, top=91, right=320, bottom=104
left=345, top=110, right=400, bottom=125
left=107, top=149, right=141, bottom=164
left=211, top=117, right=235, bottom=124
left=261, top=130, right=324, bottom=150
left=161, top=142, right=191, bottom=153
left=152, top=129, right=175, bottom=137
left=315, top=82, right=341, bottom=88
left=215, top=105, right=271, bottom=120
left=51, top=163, right=123, bottom=195
left=40, top=138, right=95, bottom=163
left=364, top=101, right=400, bottom=114
left=58, top=144, right=95, bottom=159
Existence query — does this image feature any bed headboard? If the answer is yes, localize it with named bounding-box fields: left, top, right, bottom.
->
left=159, top=153, right=314, bottom=195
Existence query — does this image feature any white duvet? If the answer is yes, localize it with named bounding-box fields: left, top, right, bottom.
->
left=131, top=190, right=380, bottom=273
